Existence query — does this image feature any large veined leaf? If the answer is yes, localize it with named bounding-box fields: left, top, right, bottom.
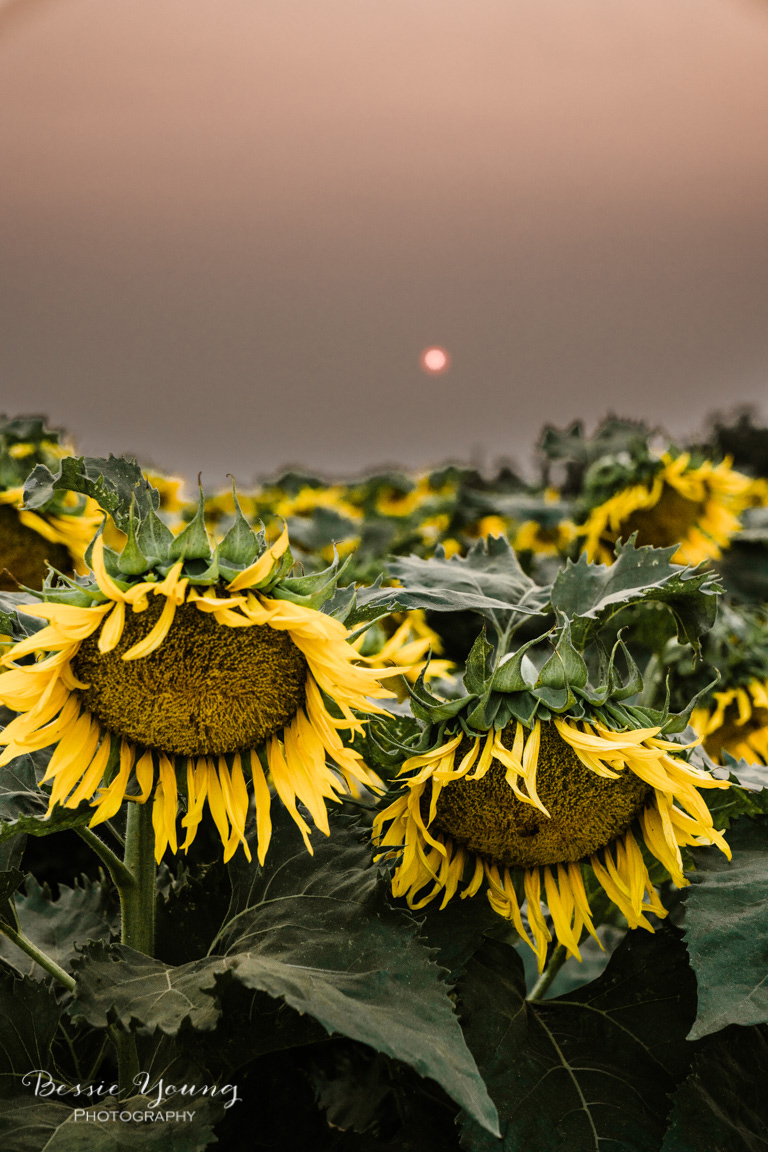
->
left=0, top=750, right=95, bottom=844
left=71, top=944, right=223, bottom=1036
left=23, top=455, right=158, bottom=532
left=350, top=537, right=549, bottom=632
left=0, top=876, right=118, bottom=980
left=213, top=812, right=499, bottom=1136
left=412, top=892, right=503, bottom=983
left=0, top=1095, right=220, bottom=1151
left=683, top=815, right=768, bottom=1039
left=459, top=927, right=696, bottom=1152
left=0, top=967, right=60, bottom=1099
left=71, top=814, right=499, bottom=1136
left=551, top=540, right=720, bottom=650
left=660, top=1024, right=768, bottom=1152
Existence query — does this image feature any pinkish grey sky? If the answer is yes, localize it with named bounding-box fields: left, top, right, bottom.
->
left=1, top=0, right=768, bottom=485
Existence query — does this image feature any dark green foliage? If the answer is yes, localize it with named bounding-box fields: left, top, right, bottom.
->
left=683, top=815, right=768, bottom=1038
left=459, top=927, right=697, bottom=1152
left=660, top=1024, right=768, bottom=1151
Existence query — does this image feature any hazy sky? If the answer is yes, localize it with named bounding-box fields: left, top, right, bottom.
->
left=1, top=0, right=768, bottom=485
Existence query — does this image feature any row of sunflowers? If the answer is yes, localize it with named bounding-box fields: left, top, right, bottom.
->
left=0, top=411, right=766, bottom=1150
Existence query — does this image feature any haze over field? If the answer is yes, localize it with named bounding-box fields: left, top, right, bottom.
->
left=1, top=0, right=767, bottom=482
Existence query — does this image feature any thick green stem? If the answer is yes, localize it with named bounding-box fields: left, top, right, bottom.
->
left=113, top=1027, right=140, bottom=1100
left=106, top=800, right=156, bottom=1098
left=120, top=800, right=156, bottom=955
left=528, top=944, right=567, bottom=1002
left=0, top=923, right=76, bottom=991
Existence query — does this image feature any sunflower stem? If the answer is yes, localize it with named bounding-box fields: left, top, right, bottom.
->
left=113, top=1027, right=141, bottom=1100
left=0, top=923, right=76, bottom=991
left=109, top=800, right=156, bottom=1101
left=527, top=944, right=567, bottom=1002
left=121, top=799, right=156, bottom=955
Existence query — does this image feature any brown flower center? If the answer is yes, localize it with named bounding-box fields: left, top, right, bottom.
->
left=0, top=505, right=72, bottom=592
left=73, top=595, right=308, bottom=757
left=431, top=721, right=650, bottom=868
left=617, top=482, right=704, bottom=549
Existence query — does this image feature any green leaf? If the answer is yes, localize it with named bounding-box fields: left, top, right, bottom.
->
left=0, top=750, right=96, bottom=845
left=660, top=1024, right=768, bottom=1152
left=459, top=927, right=696, bottom=1152
left=23, top=455, right=158, bottom=533
left=683, top=815, right=768, bottom=1039
left=214, top=810, right=500, bottom=1136
left=414, top=896, right=503, bottom=983
left=70, top=942, right=223, bottom=1035
left=551, top=539, right=720, bottom=652
left=0, top=966, right=60, bottom=1099
left=0, top=876, right=118, bottom=980
left=358, top=537, right=550, bottom=635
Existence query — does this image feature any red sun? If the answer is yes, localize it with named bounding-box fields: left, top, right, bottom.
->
left=420, top=346, right=451, bottom=374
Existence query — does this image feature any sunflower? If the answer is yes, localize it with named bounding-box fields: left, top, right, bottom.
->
left=373, top=715, right=730, bottom=970
left=0, top=417, right=102, bottom=589
left=690, top=680, right=768, bottom=765
left=579, top=453, right=752, bottom=566
left=0, top=489, right=397, bottom=865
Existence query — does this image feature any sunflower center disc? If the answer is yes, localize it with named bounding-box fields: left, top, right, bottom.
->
left=73, top=596, right=308, bottom=757
left=619, top=482, right=703, bottom=549
left=432, top=722, right=650, bottom=868
left=0, top=505, right=72, bottom=592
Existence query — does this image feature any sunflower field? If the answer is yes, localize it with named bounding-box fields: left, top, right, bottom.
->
left=0, top=410, right=766, bottom=1151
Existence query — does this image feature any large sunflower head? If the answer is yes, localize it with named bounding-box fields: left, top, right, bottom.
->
left=366, top=534, right=730, bottom=970
left=0, top=415, right=101, bottom=589
left=577, top=447, right=753, bottom=566
left=0, top=456, right=398, bottom=865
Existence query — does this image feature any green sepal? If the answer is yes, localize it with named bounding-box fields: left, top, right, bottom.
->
left=607, top=634, right=644, bottom=701
left=536, top=622, right=588, bottom=692
left=37, top=565, right=108, bottom=606
left=463, top=626, right=494, bottom=695
left=271, top=556, right=349, bottom=610
left=117, top=499, right=149, bottom=575
left=498, top=691, right=540, bottom=727
left=465, top=690, right=502, bottom=731
left=178, top=553, right=220, bottom=585
left=218, top=488, right=260, bottom=568
left=137, top=504, right=175, bottom=567
left=491, top=632, right=549, bottom=693
left=407, top=668, right=473, bottom=724
left=168, top=487, right=213, bottom=563
left=261, top=542, right=294, bottom=591
left=532, top=683, right=577, bottom=712
left=83, top=527, right=132, bottom=591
